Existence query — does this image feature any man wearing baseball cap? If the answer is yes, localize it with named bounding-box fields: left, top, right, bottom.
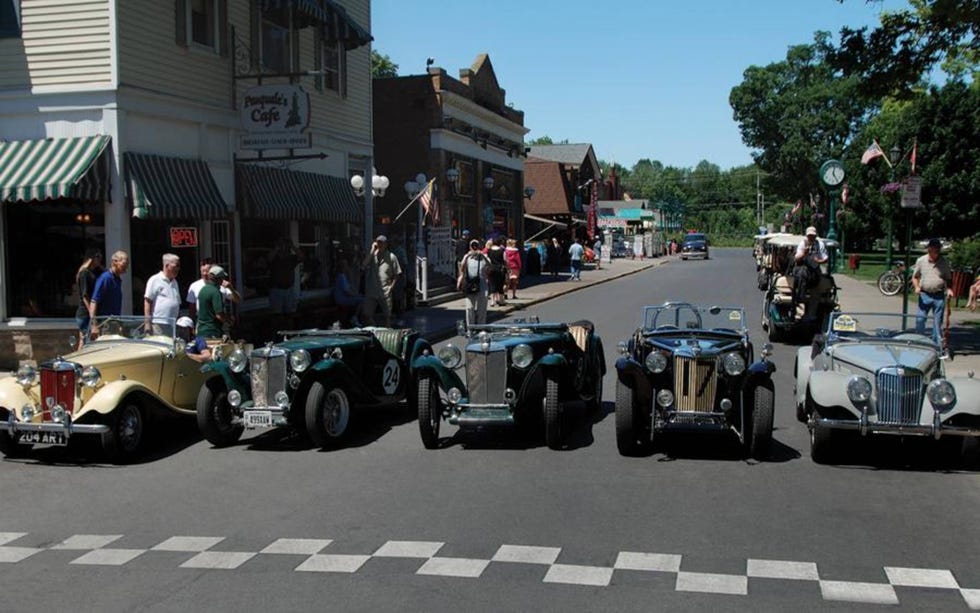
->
left=912, top=238, right=953, bottom=347
left=176, top=316, right=212, bottom=363
left=792, top=226, right=829, bottom=312
left=196, top=265, right=228, bottom=339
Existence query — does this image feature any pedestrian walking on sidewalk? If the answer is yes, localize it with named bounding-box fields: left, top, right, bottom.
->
left=548, top=237, right=561, bottom=276
left=362, top=235, right=403, bottom=327
left=74, top=249, right=102, bottom=349
left=457, top=239, right=490, bottom=326
left=568, top=237, right=585, bottom=281
left=504, top=238, right=522, bottom=299
left=912, top=238, right=954, bottom=346
left=593, top=236, right=603, bottom=270
left=487, top=237, right=507, bottom=306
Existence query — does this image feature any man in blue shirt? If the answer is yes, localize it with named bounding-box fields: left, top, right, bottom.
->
left=89, top=250, right=129, bottom=339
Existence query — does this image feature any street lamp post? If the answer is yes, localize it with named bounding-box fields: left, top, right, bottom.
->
left=885, top=145, right=901, bottom=269
left=350, top=167, right=389, bottom=249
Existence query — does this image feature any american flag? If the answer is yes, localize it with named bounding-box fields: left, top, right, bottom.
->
left=420, top=179, right=439, bottom=225
left=861, top=139, right=887, bottom=165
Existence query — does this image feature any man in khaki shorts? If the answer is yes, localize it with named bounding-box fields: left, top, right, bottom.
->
left=361, top=235, right=402, bottom=327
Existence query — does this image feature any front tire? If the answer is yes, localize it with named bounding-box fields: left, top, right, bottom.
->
left=103, top=399, right=146, bottom=460
left=0, top=429, right=31, bottom=458
left=543, top=377, right=563, bottom=450
left=809, top=409, right=835, bottom=464
left=615, top=380, right=652, bottom=456
left=196, top=379, right=243, bottom=447
left=305, top=382, right=351, bottom=449
left=417, top=376, right=441, bottom=449
left=747, top=383, right=774, bottom=460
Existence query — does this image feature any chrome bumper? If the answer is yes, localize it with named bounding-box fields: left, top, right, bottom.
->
left=448, top=404, right=514, bottom=427
left=1, top=413, right=109, bottom=436
left=815, top=412, right=980, bottom=439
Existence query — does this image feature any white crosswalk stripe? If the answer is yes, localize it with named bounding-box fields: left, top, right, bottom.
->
left=1, top=531, right=977, bottom=608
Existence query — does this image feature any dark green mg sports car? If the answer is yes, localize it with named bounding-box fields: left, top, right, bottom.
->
left=196, top=328, right=430, bottom=449
left=412, top=318, right=606, bottom=450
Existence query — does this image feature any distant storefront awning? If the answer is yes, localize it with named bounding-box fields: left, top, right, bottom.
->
left=0, top=135, right=110, bottom=203
left=125, top=152, right=228, bottom=219
left=617, top=208, right=654, bottom=220
left=261, top=0, right=372, bottom=47
left=524, top=213, right=569, bottom=228
left=239, top=164, right=361, bottom=222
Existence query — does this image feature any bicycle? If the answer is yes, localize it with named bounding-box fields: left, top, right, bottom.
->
left=877, top=262, right=912, bottom=296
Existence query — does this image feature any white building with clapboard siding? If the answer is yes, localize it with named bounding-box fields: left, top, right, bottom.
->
left=0, top=0, right=374, bottom=368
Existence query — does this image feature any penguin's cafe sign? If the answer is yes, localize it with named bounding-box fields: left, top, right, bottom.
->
left=240, top=84, right=311, bottom=150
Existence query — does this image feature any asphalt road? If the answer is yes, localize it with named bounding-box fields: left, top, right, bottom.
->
left=2, top=248, right=979, bottom=612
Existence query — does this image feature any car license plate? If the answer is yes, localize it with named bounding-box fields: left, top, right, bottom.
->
left=244, top=410, right=273, bottom=428
left=19, top=430, right=68, bottom=446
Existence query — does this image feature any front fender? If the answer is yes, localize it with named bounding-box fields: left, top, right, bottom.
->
left=745, top=359, right=775, bottom=388
left=808, top=370, right=860, bottom=415
left=309, top=358, right=378, bottom=403
left=945, top=376, right=980, bottom=417
left=78, top=380, right=172, bottom=418
left=411, top=355, right=465, bottom=393
left=0, top=379, right=33, bottom=414
left=201, top=361, right=249, bottom=395
left=409, top=338, right=433, bottom=369
left=615, top=357, right=653, bottom=401
left=795, top=346, right=814, bottom=408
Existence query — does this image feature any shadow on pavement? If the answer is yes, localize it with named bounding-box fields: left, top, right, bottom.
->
left=235, top=404, right=416, bottom=452
left=438, top=400, right=611, bottom=451
left=811, top=434, right=979, bottom=473
left=651, top=430, right=802, bottom=464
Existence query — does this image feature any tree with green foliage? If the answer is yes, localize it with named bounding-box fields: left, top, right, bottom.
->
left=527, top=136, right=570, bottom=146
left=730, top=32, right=876, bottom=212
left=831, top=0, right=980, bottom=98
left=371, top=51, right=399, bottom=79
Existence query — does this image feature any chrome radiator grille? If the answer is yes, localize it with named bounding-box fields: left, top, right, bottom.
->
left=250, top=353, right=287, bottom=407
left=673, top=356, right=717, bottom=412
left=465, top=349, right=507, bottom=404
left=876, top=368, right=923, bottom=425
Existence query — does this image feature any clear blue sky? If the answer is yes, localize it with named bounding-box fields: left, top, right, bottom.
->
left=372, top=0, right=908, bottom=171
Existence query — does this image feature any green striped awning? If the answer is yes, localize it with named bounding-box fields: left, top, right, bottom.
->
left=260, top=0, right=371, bottom=46
left=239, top=164, right=362, bottom=222
left=125, top=152, right=228, bottom=219
left=0, top=136, right=110, bottom=203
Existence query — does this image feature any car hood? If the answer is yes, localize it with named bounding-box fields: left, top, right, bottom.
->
left=648, top=335, right=742, bottom=357
left=830, top=342, right=938, bottom=373
left=277, top=336, right=368, bottom=352
left=465, top=332, right=564, bottom=351
left=66, top=339, right=170, bottom=367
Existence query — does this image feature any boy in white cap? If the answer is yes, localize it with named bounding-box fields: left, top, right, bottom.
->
left=176, top=316, right=212, bottom=363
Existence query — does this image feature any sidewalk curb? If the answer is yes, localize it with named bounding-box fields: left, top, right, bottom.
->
left=419, top=257, right=673, bottom=344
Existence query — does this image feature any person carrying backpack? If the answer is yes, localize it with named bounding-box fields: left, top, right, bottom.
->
left=457, top=239, right=490, bottom=326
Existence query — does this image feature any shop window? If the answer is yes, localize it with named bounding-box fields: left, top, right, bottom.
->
left=211, top=220, right=231, bottom=270
left=455, top=160, right=474, bottom=197
left=4, top=203, right=105, bottom=318
left=319, top=40, right=345, bottom=94
left=241, top=220, right=288, bottom=298
left=0, top=0, right=19, bottom=37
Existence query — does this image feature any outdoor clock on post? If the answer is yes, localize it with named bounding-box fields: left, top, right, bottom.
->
left=820, top=159, right=845, bottom=187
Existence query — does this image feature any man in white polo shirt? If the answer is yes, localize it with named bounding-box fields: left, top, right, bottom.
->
left=144, top=253, right=181, bottom=334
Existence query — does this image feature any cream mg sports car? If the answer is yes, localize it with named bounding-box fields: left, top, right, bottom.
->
left=795, top=312, right=980, bottom=465
left=0, top=316, right=228, bottom=460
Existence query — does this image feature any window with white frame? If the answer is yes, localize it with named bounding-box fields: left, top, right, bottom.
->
left=261, top=10, right=292, bottom=74
left=189, top=0, right=217, bottom=49
left=315, top=36, right=346, bottom=94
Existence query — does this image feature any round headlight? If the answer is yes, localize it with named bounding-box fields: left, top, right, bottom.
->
left=81, top=365, right=101, bottom=388
left=228, top=349, right=247, bottom=374
left=927, top=379, right=956, bottom=409
left=644, top=351, right=668, bottom=374
left=721, top=353, right=746, bottom=376
left=511, top=344, right=533, bottom=369
left=846, top=376, right=872, bottom=403
left=447, top=387, right=462, bottom=404
left=657, top=389, right=674, bottom=408
left=289, top=349, right=311, bottom=372
left=437, top=344, right=463, bottom=369
left=50, top=404, right=66, bottom=423
left=274, top=391, right=290, bottom=408
left=21, top=405, right=36, bottom=421
left=227, top=389, right=242, bottom=408
left=331, top=348, right=343, bottom=360
left=15, top=365, right=36, bottom=387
